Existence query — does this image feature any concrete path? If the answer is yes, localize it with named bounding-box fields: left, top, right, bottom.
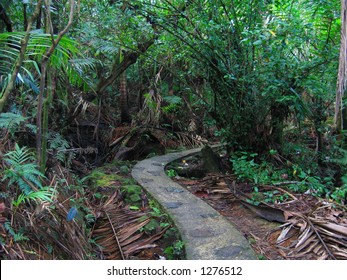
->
left=131, top=147, right=257, bottom=260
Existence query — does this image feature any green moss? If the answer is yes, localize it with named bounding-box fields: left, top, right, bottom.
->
left=86, top=169, right=122, bottom=188
left=121, top=184, right=142, bottom=193
left=121, top=185, right=143, bottom=203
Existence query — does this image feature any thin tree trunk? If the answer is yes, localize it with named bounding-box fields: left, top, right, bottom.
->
left=0, top=0, right=43, bottom=113
left=36, top=0, right=75, bottom=170
left=334, top=0, right=347, bottom=131
left=119, top=70, right=132, bottom=123
left=0, top=4, right=13, bottom=32
left=36, top=6, right=42, bottom=29
left=23, top=2, right=28, bottom=30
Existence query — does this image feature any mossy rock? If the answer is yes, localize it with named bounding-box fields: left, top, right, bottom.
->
left=86, top=169, right=122, bottom=188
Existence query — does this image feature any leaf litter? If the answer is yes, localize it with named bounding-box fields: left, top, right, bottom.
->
left=174, top=173, right=347, bottom=260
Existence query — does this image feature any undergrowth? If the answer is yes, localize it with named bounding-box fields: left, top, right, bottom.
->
left=230, top=146, right=346, bottom=204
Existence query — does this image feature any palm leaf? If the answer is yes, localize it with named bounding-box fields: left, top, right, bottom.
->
left=268, top=205, right=347, bottom=260
left=92, top=192, right=167, bottom=260
left=0, top=31, right=94, bottom=93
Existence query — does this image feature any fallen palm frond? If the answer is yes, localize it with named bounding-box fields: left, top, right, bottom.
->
left=267, top=204, right=347, bottom=260
left=222, top=178, right=347, bottom=259
left=92, top=191, right=168, bottom=259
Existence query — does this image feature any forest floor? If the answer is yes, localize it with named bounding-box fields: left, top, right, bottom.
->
left=93, top=148, right=347, bottom=260
left=169, top=153, right=347, bottom=260
left=173, top=174, right=285, bottom=260
left=2, top=141, right=346, bottom=260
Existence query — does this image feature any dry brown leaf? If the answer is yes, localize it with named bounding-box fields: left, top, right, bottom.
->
left=295, top=227, right=313, bottom=248
left=295, top=235, right=316, bottom=253
left=276, top=224, right=295, bottom=244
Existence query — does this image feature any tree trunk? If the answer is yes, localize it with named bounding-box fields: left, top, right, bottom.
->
left=36, top=6, right=42, bottom=29
left=0, top=4, right=13, bottom=32
left=23, top=2, right=28, bottom=30
left=119, top=70, right=132, bottom=124
left=36, top=0, right=75, bottom=170
left=334, top=0, right=347, bottom=131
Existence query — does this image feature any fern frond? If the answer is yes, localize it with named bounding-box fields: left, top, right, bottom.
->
left=4, top=222, right=29, bottom=242
left=3, top=144, right=45, bottom=194
left=16, top=178, right=32, bottom=194
left=4, top=144, right=34, bottom=165
left=0, top=113, right=27, bottom=129
left=48, top=132, right=70, bottom=150
left=47, top=132, right=71, bottom=163
left=64, top=58, right=97, bottom=90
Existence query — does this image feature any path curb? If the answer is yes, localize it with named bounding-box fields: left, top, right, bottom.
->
left=131, top=147, right=257, bottom=260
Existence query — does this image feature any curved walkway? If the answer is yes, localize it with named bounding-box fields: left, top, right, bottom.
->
left=131, top=147, right=257, bottom=260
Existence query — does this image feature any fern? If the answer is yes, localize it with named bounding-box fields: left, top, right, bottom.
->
left=4, top=222, right=29, bottom=242
left=2, top=144, right=45, bottom=194
left=25, top=123, right=37, bottom=134
left=0, top=112, right=27, bottom=136
left=47, top=132, right=70, bottom=163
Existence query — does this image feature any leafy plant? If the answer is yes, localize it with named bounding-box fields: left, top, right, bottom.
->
left=163, top=240, right=185, bottom=260
left=0, top=31, right=91, bottom=94
left=2, top=144, right=45, bottom=194
left=162, top=95, right=182, bottom=114
left=12, top=187, right=55, bottom=208
left=47, top=132, right=70, bottom=164
left=166, top=169, right=178, bottom=178
left=121, top=185, right=143, bottom=205
left=231, top=152, right=279, bottom=184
